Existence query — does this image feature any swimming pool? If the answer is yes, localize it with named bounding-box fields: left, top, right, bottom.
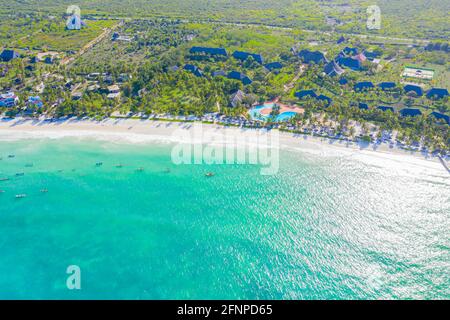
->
left=249, top=104, right=298, bottom=122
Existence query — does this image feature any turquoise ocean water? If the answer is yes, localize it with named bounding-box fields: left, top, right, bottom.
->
left=0, top=135, right=448, bottom=299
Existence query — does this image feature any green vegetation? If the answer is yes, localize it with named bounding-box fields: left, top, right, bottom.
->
left=0, top=2, right=449, bottom=152
left=1, top=0, right=449, bottom=39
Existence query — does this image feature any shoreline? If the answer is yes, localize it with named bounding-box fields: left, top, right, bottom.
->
left=0, top=117, right=448, bottom=173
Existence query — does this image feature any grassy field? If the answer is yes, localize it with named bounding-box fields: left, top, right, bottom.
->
left=9, top=19, right=117, bottom=52
left=1, top=0, right=449, bottom=40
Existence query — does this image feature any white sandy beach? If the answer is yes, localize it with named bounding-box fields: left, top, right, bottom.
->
left=0, top=117, right=448, bottom=175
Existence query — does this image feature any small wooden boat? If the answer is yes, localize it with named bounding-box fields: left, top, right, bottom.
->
left=15, top=194, right=27, bottom=199
left=40, top=189, right=48, bottom=193
left=15, top=173, right=25, bottom=177
left=8, top=155, right=15, bottom=158
left=136, top=167, right=145, bottom=172
left=205, top=172, right=215, bottom=177
left=115, top=164, right=125, bottom=168
left=0, top=190, right=5, bottom=194
left=96, top=162, right=103, bottom=167
left=163, top=168, right=171, bottom=173
left=0, top=178, right=9, bottom=182
left=25, top=163, right=34, bottom=168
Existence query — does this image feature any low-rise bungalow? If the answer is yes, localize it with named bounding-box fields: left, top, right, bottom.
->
left=317, top=94, right=332, bottom=107
left=400, top=108, right=422, bottom=117
left=342, top=47, right=358, bottom=56
left=354, top=53, right=367, bottom=64
left=338, top=57, right=362, bottom=70
left=0, top=92, right=19, bottom=107
left=44, top=56, right=54, bottom=64
left=354, top=81, right=374, bottom=91
left=377, top=106, right=394, bottom=113
left=364, top=51, right=381, bottom=61
left=295, top=90, right=317, bottom=99
left=229, top=90, right=246, bottom=108
left=87, top=84, right=100, bottom=92
left=212, top=70, right=226, bottom=77
left=71, top=92, right=83, bottom=100
left=1, top=50, right=20, bottom=62
left=232, top=51, right=264, bottom=64
left=336, top=36, right=346, bottom=44
left=324, top=60, right=344, bottom=76
left=404, top=84, right=423, bottom=96
left=190, top=47, right=228, bottom=56
left=298, top=50, right=327, bottom=64
left=228, top=71, right=252, bottom=85
left=107, top=85, right=121, bottom=99
left=429, top=112, right=450, bottom=125
left=338, top=78, right=348, bottom=85
left=28, top=96, right=44, bottom=108
left=358, top=103, right=369, bottom=110
left=264, top=62, right=283, bottom=71
left=426, top=88, right=449, bottom=100
left=378, top=82, right=396, bottom=91
left=118, top=73, right=132, bottom=82
left=184, top=64, right=204, bottom=77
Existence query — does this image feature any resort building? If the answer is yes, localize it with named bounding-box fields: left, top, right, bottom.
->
left=229, top=90, right=246, bottom=108
left=339, top=78, right=348, bottom=85
left=378, top=82, right=397, bottom=91
left=107, top=85, right=121, bottom=99
left=184, top=64, right=204, bottom=77
left=44, top=56, right=54, bottom=64
left=426, top=88, right=449, bottom=100
left=227, top=71, right=252, bottom=85
left=27, top=96, right=44, bottom=108
left=364, top=51, right=382, bottom=61
left=298, top=50, right=327, bottom=64
left=377, top=106, right=394, bottom=113
left=190, top=47, right=228, bottom=57
left=71, top=92, right=83, bottom=100
left=1, top=50, right=20, bottom=62
left=358, top=103, right=369, bottom=110
left=264, top=62, right=283, bottom=72
left=295, top=90, right=317, bottom=99
left=354, top=53, right=367, bottom=64
left=336, top=36, right=346, bottom=44
left=111, top=32, right=133, bottom=42
left=324, top=60, right=344, bottom=77
left=317, top=95, right=332, bottom=107
left=0, top=92, right=19, bottom=107
left=232, top=51, right=264, bottom=64
left=400, top=108, right=422, bottom=117
left=429, top=112, right=450, bottom=125
left=404, top=84, right=424, bottom=97
left=337, top=57, right=362, bottom=71
left=354, top=82, right=374, bottom=91
left=212, top=70, right=226, bottom=77
left=342, top=47, right=358, bottom=56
